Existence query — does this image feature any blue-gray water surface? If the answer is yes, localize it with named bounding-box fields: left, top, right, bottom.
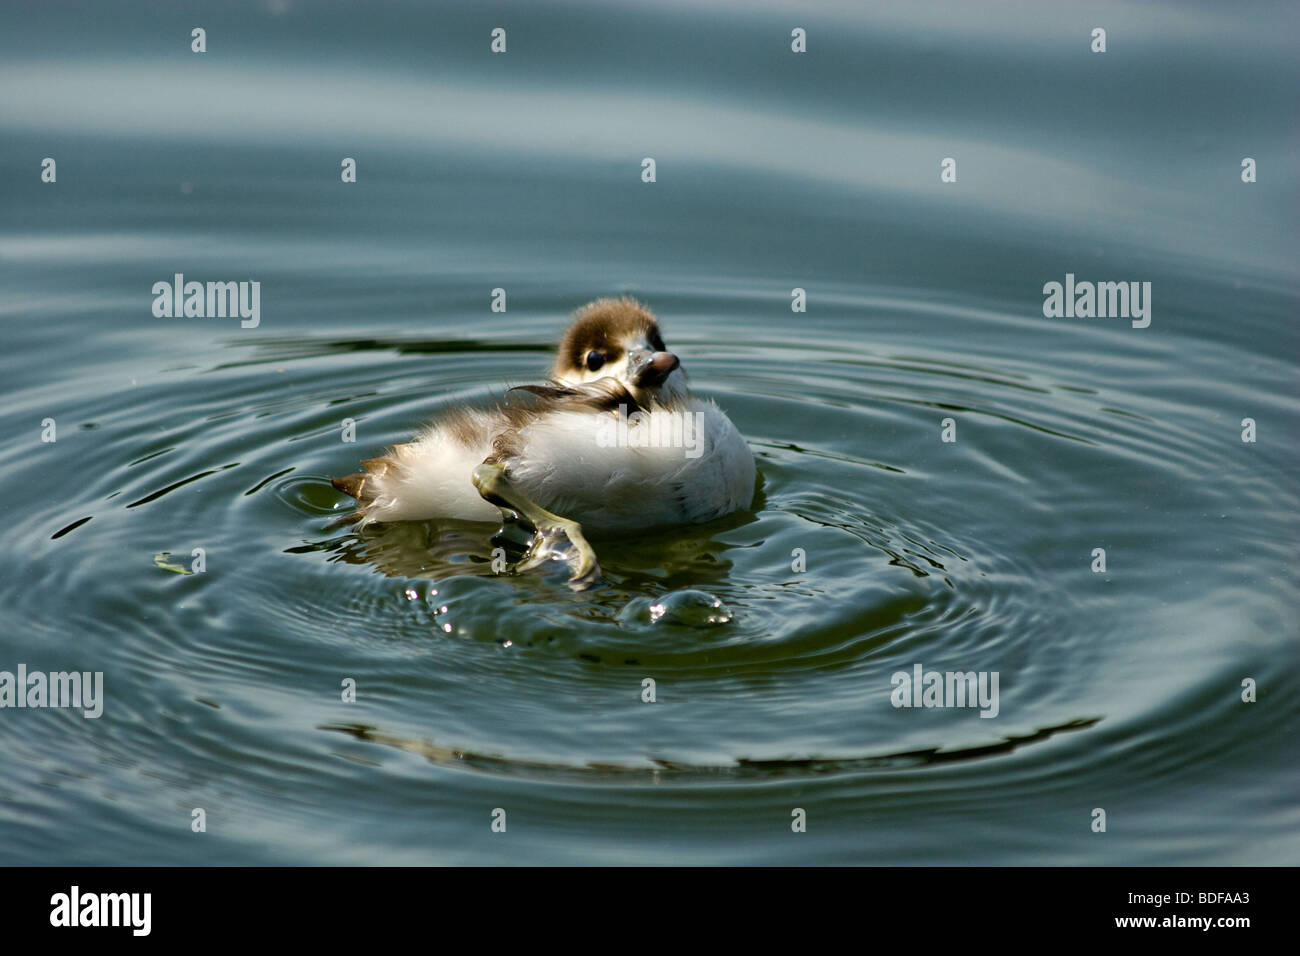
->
left=1, top=0, right=1297, bottom=865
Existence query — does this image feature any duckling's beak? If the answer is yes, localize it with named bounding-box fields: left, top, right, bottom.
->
left=627, top=349, right=680, bottom=387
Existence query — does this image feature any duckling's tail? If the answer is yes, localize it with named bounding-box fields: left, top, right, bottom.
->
left=331, top=427, right=503, bottom=525
left=331, top=456, right=394, bottom=511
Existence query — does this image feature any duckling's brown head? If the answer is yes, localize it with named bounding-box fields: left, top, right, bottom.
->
left=553, top=297, right=686, bottom=404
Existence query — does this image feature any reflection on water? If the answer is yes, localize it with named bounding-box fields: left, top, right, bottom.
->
left=322, top=716, right=1103, bottom=783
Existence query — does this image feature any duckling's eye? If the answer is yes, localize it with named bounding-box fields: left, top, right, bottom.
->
left=648, top=329, right=666, bottom=352
left=585, top=351, right=605, bottom=372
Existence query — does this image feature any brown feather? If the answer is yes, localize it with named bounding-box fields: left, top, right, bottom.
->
left=331, top=473, right=368, bottom=501
left=553, top=297, right=662, bottom=380
left=509, top=379, right=644, bottom=415
left=333, top=452, right=401, bottom=503
left=360, top=456, right=392, bottom=478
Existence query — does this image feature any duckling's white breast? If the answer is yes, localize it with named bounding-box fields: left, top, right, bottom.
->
left=507, top=399, right=755, bottom=533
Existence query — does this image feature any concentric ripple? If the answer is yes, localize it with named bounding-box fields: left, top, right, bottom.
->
left=2, top=0, right=1296, bottom=865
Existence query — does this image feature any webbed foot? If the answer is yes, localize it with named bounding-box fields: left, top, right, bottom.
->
left=472, top=463, right=604, bottom=590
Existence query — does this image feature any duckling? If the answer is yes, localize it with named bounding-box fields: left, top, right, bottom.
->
left=331, top=297, right=755, bottom=587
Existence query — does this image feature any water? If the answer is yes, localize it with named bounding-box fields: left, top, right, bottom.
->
left=1, top=0, right=1297, bottom=865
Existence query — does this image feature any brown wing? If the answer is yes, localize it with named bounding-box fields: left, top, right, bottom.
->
left=509, top=378, right=644, bottom=415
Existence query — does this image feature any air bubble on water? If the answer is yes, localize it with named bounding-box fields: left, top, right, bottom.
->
left=617, top=589, right=733, bottom=628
